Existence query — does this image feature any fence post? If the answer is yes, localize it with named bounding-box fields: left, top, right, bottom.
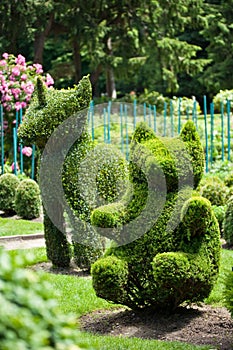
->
left=203, top=95, right=209, bottom=173
left=210, top=102, right=214, bottom=165
left=221, top=101, right=224, bottom=161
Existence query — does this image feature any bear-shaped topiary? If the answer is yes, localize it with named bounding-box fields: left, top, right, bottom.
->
left=91, top=121, right=221, bottom=311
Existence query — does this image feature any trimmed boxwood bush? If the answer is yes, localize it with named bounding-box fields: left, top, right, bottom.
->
left=198, top=175, right=229, bottom=206
left=15, top=179, right=41, bottom=219
left=18, top=76, right=92, bottom=267
left=64, top=143, right=129, bottom=271
left=91, top=121, right=221, bottom=311
left=0, top=173, right=20, bottom=214
left=223, top=196, right=233, bottom=246
left=0, top=248, right=94, bottom=350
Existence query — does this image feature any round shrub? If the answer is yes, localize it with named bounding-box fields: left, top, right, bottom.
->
left=199, top=176, right=228, bottom=206
left=224, top=269, right=233, bottom=318
left=223, top=197, right=233, bottom=246
left=0, top=248, right=94, bottom=350
left=0, top=173, right=20, bottom=214
left=15, top=179, right=41, bottom=219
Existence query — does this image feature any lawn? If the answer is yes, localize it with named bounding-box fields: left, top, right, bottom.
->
left=0, top=217, right=43, bottom=237
left=8, top=246, right=233, bottom=350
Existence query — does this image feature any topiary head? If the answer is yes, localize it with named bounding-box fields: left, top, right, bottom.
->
left=130, top=120, right=204, bottom=194
left=18, top=75, right=92, bottom=149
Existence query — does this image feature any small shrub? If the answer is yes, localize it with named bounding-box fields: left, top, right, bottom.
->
left=224, top=269, right=233, bottom=318
left=212, top=205, right=226, bottom=235
left=198, top=176, right=228, bottom=206
left=0, top=248, right=94, bottom=350
left=223, top=197, right=233, bottom=246
left=15, top=179, right=41, bottom=219
left=0, top=173, right=20, bottom=214
left=213, top=89, right=233, bottom=112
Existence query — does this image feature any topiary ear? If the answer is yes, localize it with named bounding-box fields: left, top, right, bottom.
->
left=179, top=120, right=199, bottom=142
left=36, top=76, right=47, bottom=107
left=179, top=120, right=204, bottom=188
left=132, top=122, right=156, bottom=143
left=75, top=75, right=92, bottom=108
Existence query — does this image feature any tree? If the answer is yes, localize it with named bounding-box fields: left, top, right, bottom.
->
left=200, top=0, right=233, bottom=95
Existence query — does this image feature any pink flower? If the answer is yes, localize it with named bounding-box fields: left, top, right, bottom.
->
left=22, top=146, right=32, bottom=157
left=2, top=53, right=9, bottom=59
left=15, top=54, right=26, bottom=66
left=15, top=101, right=22, bottom=111
left=45, top=73, right=54, bottom=87
left=0, top=60, right=7, bottom=67
left=11, top=162, right=19, bottom=171
left=11, top=66, right=20, bottom=76
left=33, top=63, right=43, bottom=74
left=21, top=73, right=27, bottom=81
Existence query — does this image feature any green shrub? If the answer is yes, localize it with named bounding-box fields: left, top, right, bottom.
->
left=64, top=143, right=129, bottom=270
left=223, top=197, right=233, bottom=246
left=91, top=121, right=220, bottom=311
left=0, top=248, right=94, bottom=350
left=213, top=89, right=233, bottom=112
left=18, top=76, right=92, bottom=268
left=0, top=173, right=20, bottom=214
left=212, top=205, right=226, bottom=235
left=198, top=176, right=228, bottom=206
left=224, top=268, right=233, bottom=318
left=15, top=179, right=41, bottom=219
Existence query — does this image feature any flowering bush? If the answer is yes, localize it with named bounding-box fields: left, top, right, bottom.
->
left=0, top=53, right=54, bottom=111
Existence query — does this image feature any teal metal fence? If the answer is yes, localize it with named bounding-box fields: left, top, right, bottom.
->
left=0, top=97, right=232, bottom=178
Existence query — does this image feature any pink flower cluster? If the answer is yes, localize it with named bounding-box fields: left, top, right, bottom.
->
left=0, top=53, right=54, bottom=111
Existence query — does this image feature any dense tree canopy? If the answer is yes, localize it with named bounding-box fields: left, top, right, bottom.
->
left=0, top=0, right=232, bottom=100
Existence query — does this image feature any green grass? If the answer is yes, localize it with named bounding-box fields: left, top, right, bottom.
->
left=78, top=332, right=211, bottom=350
left=0, top=217, right=43, bottom=236
left=9, top=246, right=232, bottom=350
left=7, top=247, right=48, bottom=266
left=205, top=248, right=233, bottom=306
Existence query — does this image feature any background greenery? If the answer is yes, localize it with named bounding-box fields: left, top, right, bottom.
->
left=0, top=0, right=232, bottom=104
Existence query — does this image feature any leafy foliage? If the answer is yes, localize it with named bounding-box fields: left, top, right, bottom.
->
left=91, top=121, right=221, bottom=311
left=0, top=173, right=20, bottom=214
left=198, top=176, right=229, bottom=206
left=15, top=179, right=41, bottom=219
left=18, top=75, right=92, bottom=267
left=0, top=248, right=94, bottom=350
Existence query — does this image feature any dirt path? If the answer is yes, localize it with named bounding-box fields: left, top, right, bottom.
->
left=0, top=233, right=45, bottom=250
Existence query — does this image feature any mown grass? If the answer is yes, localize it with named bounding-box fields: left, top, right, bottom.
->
left=0, top=217, right=43, bottom=236
left=7, top=246, right=232, bottom=350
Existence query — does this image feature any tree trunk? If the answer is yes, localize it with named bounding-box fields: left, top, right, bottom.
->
left=106, top=37, right=117, bottom=99
left=73, top=38, right=82, bottom=83
left=106, top=67, right=117, bottom=99
left=90, top=64, right=102, bottom=97
left=34, top=13, right=54, bottom=64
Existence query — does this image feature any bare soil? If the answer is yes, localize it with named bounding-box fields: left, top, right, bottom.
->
left=31, top=261, right=233, bottom=350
